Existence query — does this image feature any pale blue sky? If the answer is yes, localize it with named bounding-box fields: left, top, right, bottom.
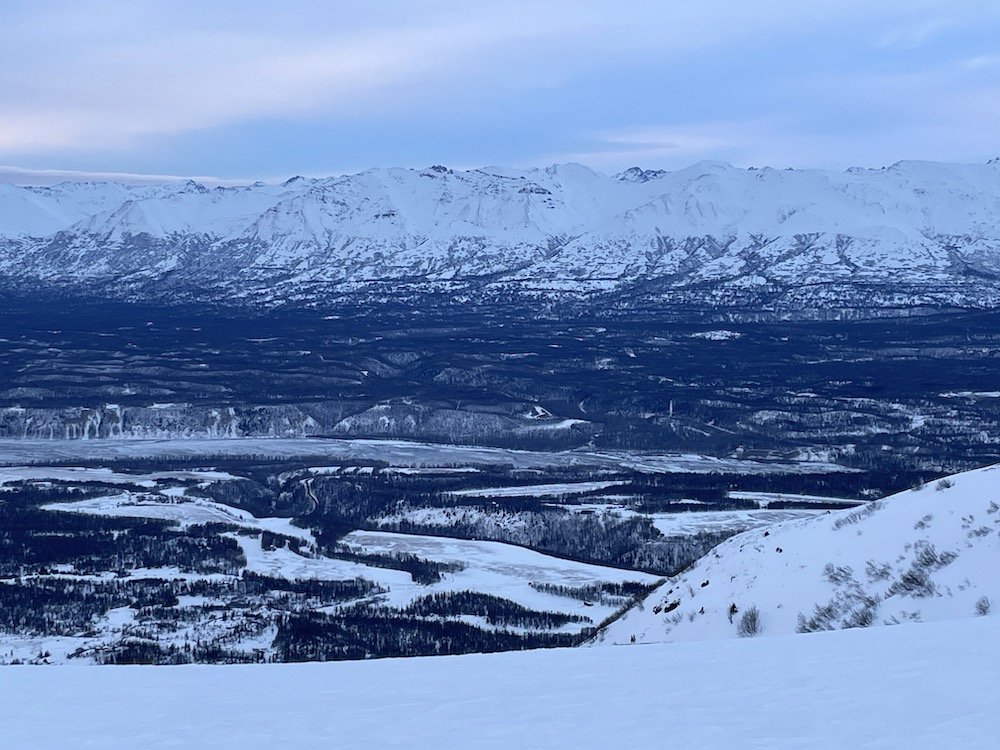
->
left=1, top=0, right=999, bottom=182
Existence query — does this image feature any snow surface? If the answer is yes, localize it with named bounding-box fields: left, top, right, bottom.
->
left=1, top=615, right=997, bottom=749
left=648, top=508, right=821, bottom=535
left=448, top=480, right=626, bottom=498
left=44, top=491, right=258, bottom=527
left=340, top=530, right=654, bottom=613
left=0, top=466, right=237, bottom=489
left=0, top=437, right=849, bottom=474
left=600, top=463, right=1000, bottom=645
left=727, top=490, right=862, bottom=507
left=559, top=502, right=825, bottom=535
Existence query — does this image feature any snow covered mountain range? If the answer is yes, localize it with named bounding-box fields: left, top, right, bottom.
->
left=3, top=159, right=1000, bottom=310
left=598, top=463, right=1000, bottom=645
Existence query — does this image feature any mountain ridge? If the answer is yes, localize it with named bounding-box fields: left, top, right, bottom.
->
left=3, top=159, right=1000, bottom=312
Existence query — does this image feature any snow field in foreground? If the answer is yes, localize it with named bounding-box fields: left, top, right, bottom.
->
left=1, top=615, right=996, bottom=749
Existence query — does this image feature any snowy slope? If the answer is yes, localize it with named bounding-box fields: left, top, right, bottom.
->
left=599, top=463, right=1000, bottom=645
left=2, top=159, right=1000, bottom=308
left=1, top=616, right=998, bottom=749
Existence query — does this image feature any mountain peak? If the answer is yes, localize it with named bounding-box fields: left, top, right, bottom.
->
left=616, top=166, right=667, bottom=183
left=2, top=158, right=1000, bottom=310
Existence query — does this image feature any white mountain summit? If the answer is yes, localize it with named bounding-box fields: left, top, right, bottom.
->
left=2, top=159, right=1000, bottom=310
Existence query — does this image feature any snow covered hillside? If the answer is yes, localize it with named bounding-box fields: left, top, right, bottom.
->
left=2, top=616, right=997, bottom=749
left=599, top=463, right=1000, bottom=645
left=3, top=159, right=1000, bottom=310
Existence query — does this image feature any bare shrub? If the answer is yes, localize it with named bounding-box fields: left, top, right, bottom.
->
left=887, top=566, right=935, bottom=598
left=823, top=563, right=854, bottom=585
left=833, top=510, right=864, bottom=530
left=909, top=541, right=958, bottom=573
left=831, top=502, right=882, bottom=531
left=797, top=602, right=838, bottom=633
left=935, top=478, right=954, bottom=491
left=865, top=560, right=892, bottom=582
left=843, top=595, right=880, bottom=629
left=914, top=542, right=941, bottom=569
left=737, top=606, right=761, bottom=637
left=937, top=550, right=958, bottom=566
left=975, top=597, right=991, bottom=616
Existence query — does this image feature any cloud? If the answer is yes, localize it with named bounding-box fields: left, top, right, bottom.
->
left=0, top=165, right=238, bottom=186
left=875, top=17, right=956, bottom=49
left=530, top=126, right=744, bottom=171
left=0, top=2, right=591, bottom=152
left=0, top=0, right=947, bottom=155
left=536, top=81, right=1000, bottom=173
left=0, top=0, right=997, bottom=174
left=529, top=6, right=1000, bottom=173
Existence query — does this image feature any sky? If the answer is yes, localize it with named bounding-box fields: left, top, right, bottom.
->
left=1, top=0, right=999, bottom=183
